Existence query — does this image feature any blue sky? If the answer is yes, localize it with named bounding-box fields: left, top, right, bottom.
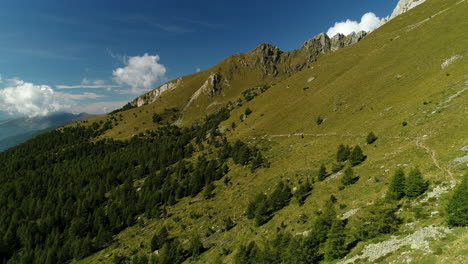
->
left=0, top=0, right=397, bottom=119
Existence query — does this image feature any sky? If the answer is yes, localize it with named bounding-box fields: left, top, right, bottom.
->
left=0, top=0, right=398, bottom=119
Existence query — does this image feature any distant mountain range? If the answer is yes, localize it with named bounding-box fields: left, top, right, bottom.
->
left=0, top=112, right=95, bottom=151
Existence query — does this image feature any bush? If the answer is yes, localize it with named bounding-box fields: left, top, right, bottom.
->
left=244, top=108, right=252, bottom=116
left=366, top=132, right=378, bottom=144
left=316, top=116, right=324, bottom=125
left=152, top=113, right=163, bottom=124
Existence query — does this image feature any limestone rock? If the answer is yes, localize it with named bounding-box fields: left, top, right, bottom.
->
left=391, top=0, right=427, bottom=19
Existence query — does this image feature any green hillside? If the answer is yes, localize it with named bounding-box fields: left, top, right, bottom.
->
left=0, top=0, right=466, bottom=263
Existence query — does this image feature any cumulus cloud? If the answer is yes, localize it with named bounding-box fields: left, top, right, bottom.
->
left=196, top=68, right=201, bottom=73
left=112, top=53, right=166, bottom=94
left=0, top=78, right=69, bottom=117
left=327, top=12, right=381, bottom=37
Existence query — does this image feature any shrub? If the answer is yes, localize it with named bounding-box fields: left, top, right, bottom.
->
left=366, top=132, right=378, bottom=144
left=316, top=116, right=324, bottom=125
left=152, top=113, right=163, bottom=124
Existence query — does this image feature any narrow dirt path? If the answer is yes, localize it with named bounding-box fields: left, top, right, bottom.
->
left=415, top=137, right=455, bottom=180
left=265, top=133, right=416, bottom=140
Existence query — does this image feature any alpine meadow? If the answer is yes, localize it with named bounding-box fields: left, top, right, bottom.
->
left=0, top=0, right=467, bottom=263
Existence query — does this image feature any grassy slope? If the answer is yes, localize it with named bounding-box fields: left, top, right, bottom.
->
left=79, top=0, right=467, bottom=263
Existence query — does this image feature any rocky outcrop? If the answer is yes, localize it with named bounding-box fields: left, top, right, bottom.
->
left=391, top=0, right=427, bottom=19
left=184, top=73, right=223, bottom=110
left=247, top=43, right=283, bottom=75
left=131, top=78, right=182, bottom=107
left=330, top=31, right=367, bottom=51
left=301, top=33, right=331, bottom=61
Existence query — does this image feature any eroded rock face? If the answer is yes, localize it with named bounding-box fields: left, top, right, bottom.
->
left=331, top=34, right=346, bottom=51
left=248, top=43, right=283, bottom=75
left=301, top=33, right=331, bottom=58
left=330, top=31, right=367, bottom=51
left=131, top=78, right=183, bottom=107
left=391, top=0, right=427, bottom=19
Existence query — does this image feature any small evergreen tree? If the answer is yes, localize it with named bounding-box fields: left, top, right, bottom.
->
left=151, top=226, right=169, bottom=251
left=318, top=164, right=328, bottom=181
left=152, top=113, right=163, bottom=124
left=324, top=220, right=347, bottom=261
left=254, top=200, right=269, bottom=226
left=336, top=144, right=350, bottom=162
left=447, top=174, right=468, bottom=226
left=366, top=132, right=378, bottom=144
left=316, top=116, right=324, bottom=125
left=312, top=199, right=336, bottom=243
left=349, top=145, right=365, bottom=166
left=341, top=166, right=355, bottom=186
left=203, top=182, right=215, bottom=199
left=405, top=168, right=428, bottom=198
left=188, top=235, right=204, bottom=258
left=386, top=169, right=406, bottom=200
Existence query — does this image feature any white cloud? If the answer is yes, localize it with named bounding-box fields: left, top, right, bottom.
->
left=112, top=53, right=166, bottom=94
left=56, top=92, right=104, bottom=100
left=196, top=68, right=201, bottom=73
left=0, top=78, right=69, bottom=117
left=327, top=12, right=381, bottom=37
left=56, top=84, right=119, bottom=89
left=56, top=79, right=118, bottom=90
left=0, top=74, right=3, bottom=83
left=71, top=101, right=127, bottom=114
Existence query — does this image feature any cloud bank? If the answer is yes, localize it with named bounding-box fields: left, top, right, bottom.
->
left=0, top=78, right=68, bottom=117
left=327, top=12, right=381, bottom=37
left=113, top=53, right=166, bottom=94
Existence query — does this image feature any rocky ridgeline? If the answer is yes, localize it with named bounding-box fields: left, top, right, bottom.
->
left=130, top=30, right=367, bottom=107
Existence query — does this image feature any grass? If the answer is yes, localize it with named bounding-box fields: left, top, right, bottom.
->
left=77, top=0, right=468, bottom=263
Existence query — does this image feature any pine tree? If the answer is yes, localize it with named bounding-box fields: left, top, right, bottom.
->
left=203, top=182, right=215, bottom=199
left=254, top=200, right=270, bottom=226
left=189, top=235, right=204, bottom=257
left=151, top=226, right=169, bottom=251
left=318, top=164, right=328, bottom=181
left=312, top=199, right=336, bottom=243
left=336, top=144, right=350, bottom=162
left=447, top=174, right=468, bottom=226
left=324, top=220, right=347, bottom=261
left=366, top=132, right=378, bottom=144
left=386, top=169, right=406, bottom=200
left=405, top=168, right=428, bottom=198
left=349, top=145, right=365, bottom=166
left=341, top=166, right=355, bottom=186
